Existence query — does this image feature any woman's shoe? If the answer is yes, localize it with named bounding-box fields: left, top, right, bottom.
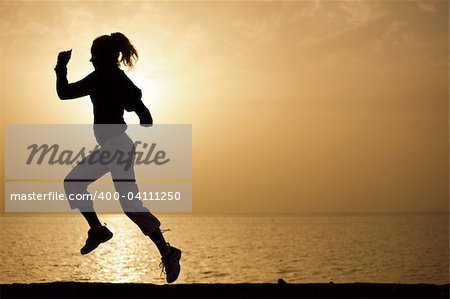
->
left=80, top=225, right=113, bottom=255
left=159, top=244, right=182, bottom=283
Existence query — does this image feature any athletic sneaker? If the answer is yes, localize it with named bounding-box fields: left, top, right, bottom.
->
left=159, top=243, right=182, bottom=283
left=80, top=225, right=113, bottom=255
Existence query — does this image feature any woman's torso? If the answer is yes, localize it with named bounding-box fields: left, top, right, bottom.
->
left=89, top=67, right=139, bottom=143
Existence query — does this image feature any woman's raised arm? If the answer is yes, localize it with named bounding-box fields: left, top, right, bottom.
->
left=54, top=50, right=92, bottom=100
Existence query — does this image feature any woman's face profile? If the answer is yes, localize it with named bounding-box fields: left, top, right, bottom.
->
left=90, top=50, right=101, bottom=68
left=90, top=47, right=109, bottom=69
left=90, top=38, right=118, bottom=69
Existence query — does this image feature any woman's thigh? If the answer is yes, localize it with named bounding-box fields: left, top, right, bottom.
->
left=101, top=133, right=136, bottom=181
left=65, top=149, right=111, bottom=182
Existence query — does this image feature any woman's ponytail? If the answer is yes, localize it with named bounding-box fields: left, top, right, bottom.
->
left=111, top=32, right=138, bottom=69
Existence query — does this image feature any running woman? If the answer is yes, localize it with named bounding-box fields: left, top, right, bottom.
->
left=54, top=32, right=181, bottom=283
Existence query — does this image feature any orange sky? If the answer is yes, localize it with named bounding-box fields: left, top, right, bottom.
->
left=0, top=1, right=448, bottom=213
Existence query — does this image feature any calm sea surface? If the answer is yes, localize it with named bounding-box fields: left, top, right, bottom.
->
left=0, top=214, right=448, bottom=284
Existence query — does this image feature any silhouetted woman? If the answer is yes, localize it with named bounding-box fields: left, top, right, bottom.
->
left=54, top=32, right=181, bottom=283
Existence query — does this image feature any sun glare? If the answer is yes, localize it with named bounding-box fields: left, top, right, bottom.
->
left=123, top=70, right=168, bottom=124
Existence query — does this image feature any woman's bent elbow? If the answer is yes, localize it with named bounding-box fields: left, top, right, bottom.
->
left=57, top=91, right=71, bottom=100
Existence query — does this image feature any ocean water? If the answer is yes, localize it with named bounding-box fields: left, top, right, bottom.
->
left=0, top=214, right=448, bottom=284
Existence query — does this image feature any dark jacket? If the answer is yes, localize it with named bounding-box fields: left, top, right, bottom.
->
left=55, top=65, right=152, bottom=143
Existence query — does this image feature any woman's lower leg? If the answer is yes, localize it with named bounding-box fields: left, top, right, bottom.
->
left=148, top=229, right=171, bottom=257
left=79, top=207, right=102, bottom=229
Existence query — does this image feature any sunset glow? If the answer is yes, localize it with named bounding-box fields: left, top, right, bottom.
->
left=1, top=1, right=448, bottom=214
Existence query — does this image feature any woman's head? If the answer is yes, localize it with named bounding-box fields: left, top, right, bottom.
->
left=90, top=32, right=138, bottom=69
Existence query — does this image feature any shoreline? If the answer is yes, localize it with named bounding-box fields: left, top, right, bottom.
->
left=1, top=282, right=448, bottom=298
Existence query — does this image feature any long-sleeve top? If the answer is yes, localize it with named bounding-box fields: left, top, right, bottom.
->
left=55, top=65, right=152, bottom=144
